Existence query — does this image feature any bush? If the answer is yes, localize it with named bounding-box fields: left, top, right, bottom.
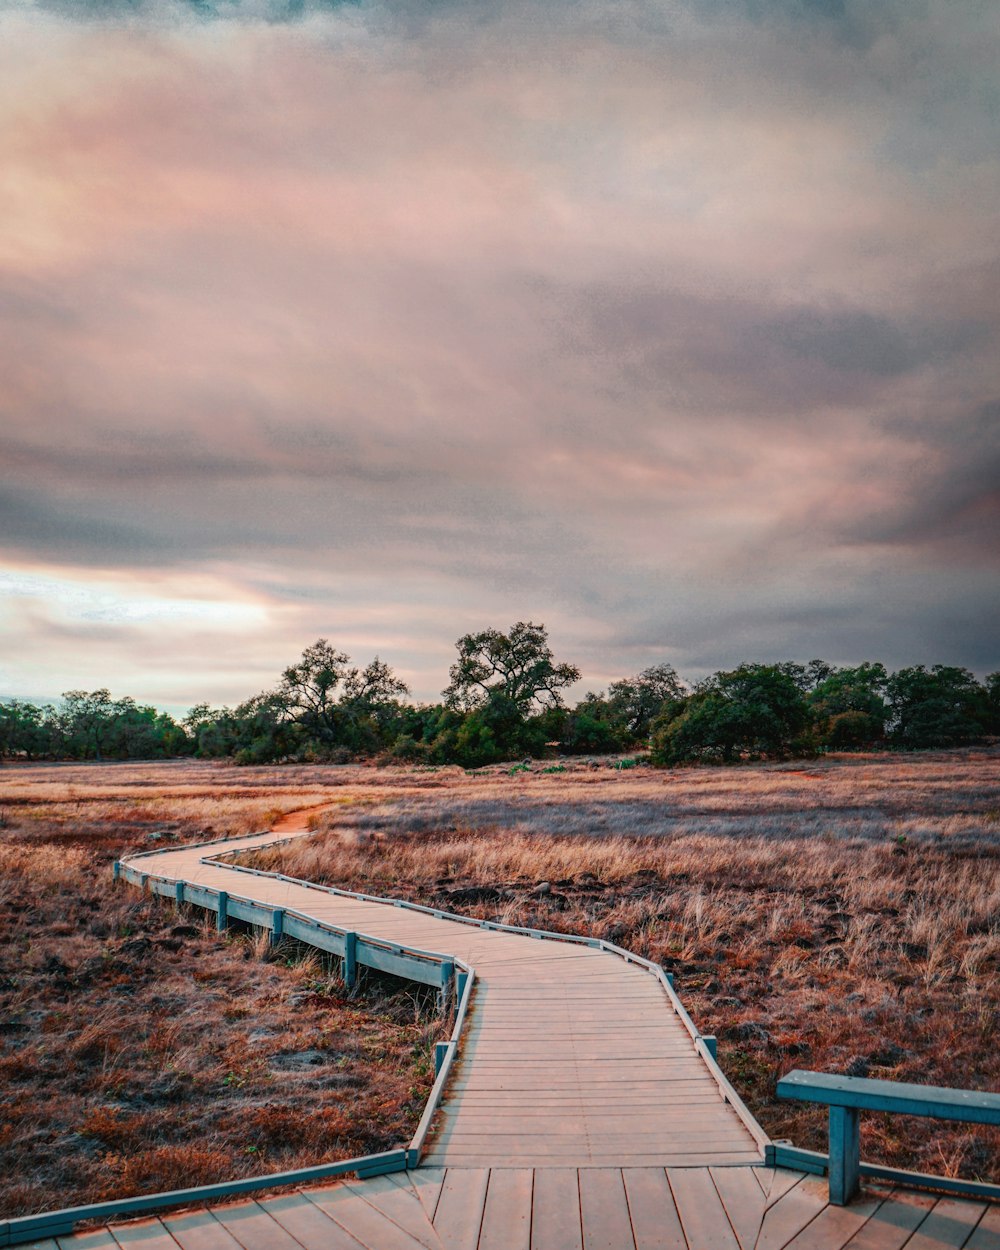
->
left=651, top=664, right=809, bottom=765
left=887, top=665, right=990, bottom=749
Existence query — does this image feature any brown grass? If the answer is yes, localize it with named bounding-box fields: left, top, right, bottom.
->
left=247, top=748, right=1000, bottom=1184
left=3, top=751, right=997, bottom=1214
left=0, top=761, right=445, bottom=1220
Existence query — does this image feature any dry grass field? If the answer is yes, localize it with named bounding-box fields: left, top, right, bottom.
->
left=249, top=748, right=1000, bottom=1184
left=2, top=751, right=998, bottom=1218
left=0, top=762, right=445, bottom=1219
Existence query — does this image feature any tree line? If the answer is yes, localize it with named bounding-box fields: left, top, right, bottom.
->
left=2, top=623, right=998, bottom=767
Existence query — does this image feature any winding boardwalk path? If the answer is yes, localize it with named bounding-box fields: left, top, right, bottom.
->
left=47, top=810, right=1000, bottom=1249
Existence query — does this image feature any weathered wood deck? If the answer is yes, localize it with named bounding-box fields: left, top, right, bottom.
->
left=41, top=815, right=1000, bottom=1249
left=49, top=1166, right=1000, bottom=1248
left=126, top=824, right=763, bottom=1169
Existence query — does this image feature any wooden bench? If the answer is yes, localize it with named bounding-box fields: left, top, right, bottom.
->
left=777, top=1069, right=1000, bottom=1205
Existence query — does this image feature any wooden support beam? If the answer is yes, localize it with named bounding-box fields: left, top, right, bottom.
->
left=440, top=960, right=455, bottom=1012
left=216, top=891, right=228, bottom=932
left=344, top=930, right=358, bottom=988
left=435, top=1042, right=449, bottom=1076
left=175, top=881, right=184, bottom=908
left=829, top=1104, right=861, bottom=1205
left=271, top=907, right=285, bottom=944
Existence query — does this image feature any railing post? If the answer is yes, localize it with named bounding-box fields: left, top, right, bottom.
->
left=112, top=860, right=121, bottom=882
left=271, top=908, right=285, bottom=945
left=701, top=1035, right=717, bottom=1060
left=456, top=969, right=468, bottom=1004
left=439, top=960, right=455, bottom=1013
left=174, top=881, right=184, bottom=908
left=829, top=1105, right=861, bottom=1205
left=216, top=891, right=229, bottom=932
left=434, top=1042, right=449, bottom=1076
left=344, top=931, right=357, bottom=988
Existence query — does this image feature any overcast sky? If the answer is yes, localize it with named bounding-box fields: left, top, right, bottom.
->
left=1, top=0, right=997, bottom=711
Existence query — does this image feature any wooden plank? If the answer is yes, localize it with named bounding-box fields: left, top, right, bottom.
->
left=754, top=1177, right=829, bottom=1250
left=710, top=1165, right=769, bottom=1249
left=478, top=1170, right=533, bottom=1250
left=763, top=1169, right=807, bottom=1206
left=903, top=1197, right=988, bottom=1249
left=430, top=1169, right=489, bottom=1250
left=433, top=1130, right=755, bottom=1146
left=343, top=1174, right=443, bottom=1250
left=784, top=1193, right=882, bottom=1249
left=752, top=1168, right=774, bottom=1198
left=841, top=1190, right=937, bottom=1250
left=109, top=1219, right=180, bottom=1249
left=965, top=1203, right=1000, bottom=1249
left=621, top=1169, right=685, bottom=1250
left=58, top=1233, right=120, bottom=1249
left=424, top=1153, right=765, bottom=1168
left=258, top=1194, right=366, bottom=1250
left=208, top=1201, right=306, bottom=1250
left=306, top=1183, right=430, bottom=1250
left=579, top=1169, right=635, bottom=1250
left=531, top=1169, right=582, bottom=1250
left=452, top=1082, right=720, bottom=1098
left=668, top=1168, right=740, bottom=1250
left=161, top=1210, right=244, bottom=1250
left=395, top=1170, right=445, bottom=1220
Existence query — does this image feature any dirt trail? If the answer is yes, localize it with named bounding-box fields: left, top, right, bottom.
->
left=270, top=802, right=341, bottom=835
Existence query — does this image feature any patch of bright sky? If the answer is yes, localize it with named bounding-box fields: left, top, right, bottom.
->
left=0, top=568, right=269, bottom=630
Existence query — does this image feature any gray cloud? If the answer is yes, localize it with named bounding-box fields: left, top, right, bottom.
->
left=0, top=0, right=997, bottom=701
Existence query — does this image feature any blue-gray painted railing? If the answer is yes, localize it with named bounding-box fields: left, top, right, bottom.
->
left=0, top=1150, right=407, bottom=1246
left=775, top=1069, right=1000, bottom=1205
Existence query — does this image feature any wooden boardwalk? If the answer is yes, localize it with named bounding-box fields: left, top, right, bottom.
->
left=126, top=822, right=762, bottom=1169
left=38, top=815, right=1000, bottom=1249
left=48, top=1166, right=1000, bottom=1248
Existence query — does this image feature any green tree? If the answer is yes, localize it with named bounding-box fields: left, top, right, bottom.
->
left=808, top=662, right=888, bottom=749
left=559, top=699, right=623, bottom=754
left=443, top=621, right=580, bottom=714
left=340, top=657, right=411, bottom=751
left=440, top=622, right=579, bottom=764
left=62, top=689, right=116, bottom=760
left=277, top=640, right=352, bottom=747
left=886, top=665, right=990, bottom=749
left=261, top=640, right=410, bottom=759
left=987, top=671, right=1000, bottom=734
left=651, top=663, right=809, bottom=765
left=0, top=700, right=48, bottom=760
left=605, top=663, right=686, bottom=743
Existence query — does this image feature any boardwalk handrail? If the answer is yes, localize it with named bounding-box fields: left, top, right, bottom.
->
left=776, top=1069, right=1000, bottom=1205
left=0, top=1151, right=407, bottom=1247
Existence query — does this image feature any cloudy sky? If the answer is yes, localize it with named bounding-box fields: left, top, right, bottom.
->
left=1, top=0, right=997, bottom=711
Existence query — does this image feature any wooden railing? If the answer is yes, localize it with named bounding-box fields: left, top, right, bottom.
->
left=774, top=1069, right=1000, bottom=1205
